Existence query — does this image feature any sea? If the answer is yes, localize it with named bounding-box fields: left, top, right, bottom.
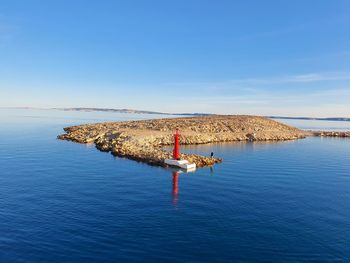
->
left=0, top=109, right=349, bottom=262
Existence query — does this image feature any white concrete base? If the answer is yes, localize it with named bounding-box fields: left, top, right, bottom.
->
left=164, top=159, right=196, bottom=171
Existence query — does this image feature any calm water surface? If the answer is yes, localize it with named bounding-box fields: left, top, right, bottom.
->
left=0, top=110, right=350, bottom=262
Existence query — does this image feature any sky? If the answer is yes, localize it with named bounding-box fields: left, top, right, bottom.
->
left=0, top=0, right=350, bottom=117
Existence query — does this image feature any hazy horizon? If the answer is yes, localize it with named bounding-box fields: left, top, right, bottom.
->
left=1, top=1, right=350, bottom=117
left=2, top=106, right=350, bottom=119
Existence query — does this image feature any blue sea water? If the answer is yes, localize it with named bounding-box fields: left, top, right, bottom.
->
left=0, top=109, right=350, bottom=262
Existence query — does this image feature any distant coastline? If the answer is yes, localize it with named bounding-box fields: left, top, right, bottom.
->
left=53, top=107, right=210, bottom=116
left=268, top=116, right=350, bottom=122
left=1, top=107, right=350, bottom=121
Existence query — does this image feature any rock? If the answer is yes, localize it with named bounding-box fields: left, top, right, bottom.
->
left=312, top=131, right=350, bottom=138
left=57, top=115, right=310, bottom=168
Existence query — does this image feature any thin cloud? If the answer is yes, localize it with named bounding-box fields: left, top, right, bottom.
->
left=166, top=71, right=350, bottom=91
left=288, top=72, right=350, bottom=82
left=229, top=72, right=350, bottom=85
left=177, top=87, right=350, bottom=116
left=177, top=87, right=350, bottom=106
left=193, top=96, right=270, bottom=105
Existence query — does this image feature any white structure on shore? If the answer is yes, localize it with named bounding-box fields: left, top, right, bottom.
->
left=164, top=129, right=196, bottom=171
left=165, top=159, right=196, bottom=171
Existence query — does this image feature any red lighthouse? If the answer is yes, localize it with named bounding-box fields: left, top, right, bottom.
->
left=173, top=129, right=180, bottom=160
left=165, top=129, right=196, bottom=170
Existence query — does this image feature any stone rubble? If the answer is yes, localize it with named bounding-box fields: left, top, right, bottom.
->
left=312, top=131, right=350, bottom=138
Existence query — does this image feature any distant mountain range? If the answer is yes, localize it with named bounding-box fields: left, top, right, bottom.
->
left=54, top=108, right=350, bottom=121
left=52, top=107, right=211, bottom=116
left=3, top=107, right=350, bottom=121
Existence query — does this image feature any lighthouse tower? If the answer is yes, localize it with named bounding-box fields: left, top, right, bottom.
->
left=164, top=129, right=196, bottom=171
left=173, top=129, right=180, bottom=160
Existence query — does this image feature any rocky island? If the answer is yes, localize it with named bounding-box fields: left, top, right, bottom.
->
left=58, top=115, right=309, bottom=168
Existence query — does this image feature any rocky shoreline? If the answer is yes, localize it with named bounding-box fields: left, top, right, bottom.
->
left=58, top=115, right=311, bottom=168
left=312, top=131, right=350, bottom=138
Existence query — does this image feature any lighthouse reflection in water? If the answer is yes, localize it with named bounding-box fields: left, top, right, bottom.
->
left=171, top=169, right=198, bottom=206
left=172, top=171, right=179, bottom=206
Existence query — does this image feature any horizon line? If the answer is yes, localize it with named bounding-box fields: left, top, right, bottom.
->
left=1, top=106, right=350, bottom=120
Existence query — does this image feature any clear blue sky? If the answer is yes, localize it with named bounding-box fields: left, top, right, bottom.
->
left=0, top=0, right=349, bottom=116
